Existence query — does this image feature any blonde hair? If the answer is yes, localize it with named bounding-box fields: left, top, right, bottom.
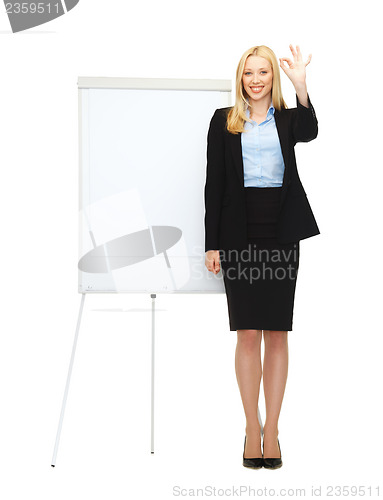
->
left=226, top=45, right=288, bottom=134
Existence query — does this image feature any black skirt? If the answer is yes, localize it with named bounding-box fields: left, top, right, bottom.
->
left=220, top=187, right=300, bottom=332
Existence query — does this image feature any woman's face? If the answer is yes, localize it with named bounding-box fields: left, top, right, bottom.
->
left=242, top=55, right=273, bottom=106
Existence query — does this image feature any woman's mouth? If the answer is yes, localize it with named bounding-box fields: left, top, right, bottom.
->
left=250, top=86, right=264, bottom=93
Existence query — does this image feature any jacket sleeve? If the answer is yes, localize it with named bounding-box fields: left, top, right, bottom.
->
left=204, top=109, right=226, bottom=253
left=292, top=92, right=318, bottom=143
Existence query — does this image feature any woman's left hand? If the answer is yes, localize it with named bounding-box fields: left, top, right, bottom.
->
left=279, top=44, right=311, bottom=87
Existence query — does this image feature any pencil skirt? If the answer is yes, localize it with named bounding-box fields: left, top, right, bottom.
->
left=220, top=187, right=300, bottom=332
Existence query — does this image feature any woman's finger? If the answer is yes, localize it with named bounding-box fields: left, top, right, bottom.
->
left=214, top=258, right=220, bottom=273
left=289, top=44, right=297, bottom=59
left=205, top=257, right=211, bottom=272
left=205, top=251, right=221, bottom=273
left=280, top=57, right=293, bottom=69
left=305, top=53, right=312, bottom=66
left=295, top=45, right=303, bottom=60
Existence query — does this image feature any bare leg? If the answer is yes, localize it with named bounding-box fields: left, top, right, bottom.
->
left=235, top=329, right=263, bottom=458
left=262, top=330, right=288, bottom=458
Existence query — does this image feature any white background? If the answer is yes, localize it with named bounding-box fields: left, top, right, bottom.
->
left=0, top=0, right=382, bottom=498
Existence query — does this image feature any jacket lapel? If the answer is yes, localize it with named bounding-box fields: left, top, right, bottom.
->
left=229, top=106, right=292, bottom=209
left=229, top=127, right=245, bottom=189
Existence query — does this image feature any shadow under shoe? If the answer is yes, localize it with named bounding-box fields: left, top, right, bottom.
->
left=242, top=435, right=263, bottom=469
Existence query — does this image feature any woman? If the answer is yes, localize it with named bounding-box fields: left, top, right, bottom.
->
left=204, top=44, right=319, bottom=469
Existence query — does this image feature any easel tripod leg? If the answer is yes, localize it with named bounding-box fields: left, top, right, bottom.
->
left=150, top=293, right=156, bottom=454
left=51, top=293, right=86, bottom=467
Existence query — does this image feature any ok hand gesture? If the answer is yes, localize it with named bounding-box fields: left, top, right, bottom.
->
left=279, top=44, right=312, bottom=88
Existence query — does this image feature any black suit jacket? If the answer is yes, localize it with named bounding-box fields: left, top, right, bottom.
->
left=204, top=93, right=320, bottom=252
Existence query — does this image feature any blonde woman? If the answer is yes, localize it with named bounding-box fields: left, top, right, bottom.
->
left=204, top=44, right=319, bottom=469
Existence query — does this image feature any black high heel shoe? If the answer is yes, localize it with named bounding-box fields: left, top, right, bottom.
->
left=263, top=437, right=283, bottom=469
left=242, top=435, right=264, bottom=469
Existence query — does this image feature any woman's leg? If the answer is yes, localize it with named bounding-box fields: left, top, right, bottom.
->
left=235, top=329, right=263, bottom=458
left=262, top=330, right=288, bottom=458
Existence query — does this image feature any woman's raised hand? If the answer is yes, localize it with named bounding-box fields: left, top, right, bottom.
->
left=205, top=250, right=221, bottom=274
left=279, top=44, right=311, bottom=87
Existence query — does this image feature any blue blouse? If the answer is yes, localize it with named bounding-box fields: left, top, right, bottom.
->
left=241, top=101, right=285, bottom=187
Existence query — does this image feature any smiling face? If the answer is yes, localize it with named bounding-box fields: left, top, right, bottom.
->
left=242, top=55, right=273, bottom=107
